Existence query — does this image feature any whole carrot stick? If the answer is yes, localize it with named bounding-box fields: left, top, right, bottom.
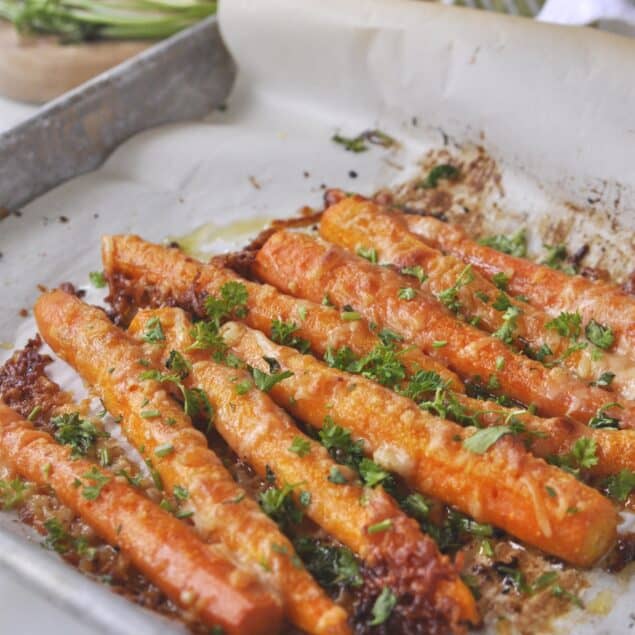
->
left=219, top=321, right=618, bottom=568
left=320, top=196, right=635, bottom=401
left=103, top=235, right=634, bottom=477
left=254, top=231, right=635, bottom=430
left=101, top=234, right=462, bottom=391
left=128, top=306, right=480, bottom=631
left=34, top=290, right=349, bottom=635
left=402, top=212, right=635, bottom=361
left=0, top=400, right=279, bottom=635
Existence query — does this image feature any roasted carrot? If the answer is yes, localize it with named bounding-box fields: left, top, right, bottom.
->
left=254, top=231, right=635, bottom=429
left=220, top=321, right=618, bottom=568
left=128, top=307, right=480, bottom=630
left=402, top=213, right=635, bottom=361
left=320, top=196, right=635, bottom=400
left=34, top=290, right=349, bottom=635
left=0, top=400, right=279, bottom=635
left=104, top=235, right=634, bottom=477
left=101, top=234, right=462, bottom=390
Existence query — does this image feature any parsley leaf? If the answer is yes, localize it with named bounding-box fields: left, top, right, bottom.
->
left=492, top=292, right=512, bottom=311
left=398, top=370, right=445, bottom=402
left=463, top=425, right=514, bottom=454
left=52, top=412, right=106, bottom=457
left=89, top=271, right=107, bottom=288
left=358, top=458, right=391, bottom=488
left=293, top=537, right=363, bottom=590
left=585, top=320, right=614, bottom=350
left=541, top=244, right=576, bottom=274
left=356, top=246, right=377, bottom=263
left=492, top=305, right=521, bottom=345
left=251, top=366, right=294, bottom=392
left=270, top=319, right=311, bottom=354
left=186, top=321, right=227, bottom=358
left=205, top=281, right=248, bottom=328
left=328, top=466, right=349, bottom=484
left=370, top=587, right=397, bottom=626
left=142, top=317, right=165, bottom=343
left=437, top=265, right=474, bottom=313
left=492, top=272, right=510, bottom=291
left=588, top=403, right=622, bottom=429
left=548, top=438, right=598, bottom=477
left=259, top=482, right=304, bottom=527
left=420, top=164, right=460, bottom=189
left=479, top=229, right=527, bottom=258
left=0, top=478, right=29, bottom=510
left=288, top=436, right=311, bottom=457
left=545, top=311, right=582, bottom=339
left=592, top=371, right=615, bottom=388
left=165, top=350, right=191, bottom=379
left=398, top=287, right=417, bottom=301
left=81, top=467, right=110, bottom=500
left=401, top=265, right=427, bottom=283
left=603, top=469, right=635, bottom=502
left=319, top=416, right=364, bottom=470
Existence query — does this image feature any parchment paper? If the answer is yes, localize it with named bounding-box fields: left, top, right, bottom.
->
left=1, top=1, right=634, bottom=633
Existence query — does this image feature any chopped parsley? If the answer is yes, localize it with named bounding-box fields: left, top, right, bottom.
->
left=367, top=518, right=393, bottom=534
left=319, top=416, right=364, bottom=470
left=251, top=366, right=294, bottom=392
left=398, top=370, right=445, bottom=402
left=81, top=467, right=110, bottom=500
left=204, top=281, right=249, bottom=328
left=603, top=469, right=635, bottom=502
left=432, top=340, right=447, bottom=348
left=142, top=317, right=165, bottom=343
left=88, top=271, right=107, bottom=288
left=492, top=272, right=510, bottom=291
left=541, top=244, right=576, bottom=274
left=259, top=482, right=304, bottom=527
left=270, top=319, right=311, bottom=354
left=186, top=321, right=227, bottom=358
left=492, top=292, right=512, bottom=311
left=437, top=265, right=474, bottom=313
left=398, top=287, right=417, bottom=301
left=288, top=436, right=311, bottom=457
left=588, top=402, right=622, bottom=429
left=356, top=246, right=377, bottom=263
left=479, top=229, right=527, bottom=257
left=328, top=467, right=348, bottom=485
left=293, top=537, right=362, bottom=590
left=419, top=164, right=460, bottom=189
left=548, top=438, right=598, bottom=477
left=183, top=387, right=214, bottom=428
left=592, top=371, right=615, bottom=388
left=492, top=305, right=521, bottom=345
left=51, top=412, right=106, bottom=457
left=463, top=424, right=519, bottom=454
left=341, top=310, right=361, bottom=321
left=585, top=320, right=614, bottom=350
left=370, top=587, right=397, bottom=626
left=401, top=265, right=427, bottom=283
left=165, top=350, right=191, bottom=379
left=173, top=485, right=189, bottom=500
left=545, top=311, right=582, bottom=338
left=154, top=443, right=174, bottom=458
left=0, top=478, right=29, bottom=510
left=332, top=129, right=395, bottom=153
left=358, top=458, right=391, bottom=488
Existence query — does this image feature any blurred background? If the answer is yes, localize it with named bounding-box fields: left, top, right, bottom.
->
left=0, top=0, right=634, bottom=134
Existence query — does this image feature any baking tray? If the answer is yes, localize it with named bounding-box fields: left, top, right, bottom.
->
left=0, top=0, right=634, bottom=633
left=0, top=15, right=236, bottom=212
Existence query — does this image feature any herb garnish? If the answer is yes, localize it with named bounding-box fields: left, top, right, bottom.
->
left=479, top=229, right=527, bottom=257
left=89, top=271, right=107, bottom=288
left=356, top=246, right=377, bottom=263
left=401, top=265, right=427, bottom=283
left=142, top=316, right=165, bottom=343
left=603, top=469, right=635, bottom=502
left=585, top=320, right=614, bottom=350
left=81, top=467, right=110, bottom=500
left=437, top=265, right=474, bottom=313
left=419, top=164, right=460, bottom=189
left=51, top=412, right=107, bottom=457
left=370, top=587, right=397, bottom=625
left=270, top=319, right=311, bottom=354
left=288, top=436, right=311, bottom=457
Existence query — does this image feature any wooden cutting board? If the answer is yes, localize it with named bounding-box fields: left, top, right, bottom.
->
left=0, top=22, right=151, bottom=104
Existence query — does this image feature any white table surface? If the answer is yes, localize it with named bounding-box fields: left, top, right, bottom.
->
left=0, top=95, right=94, bottom=635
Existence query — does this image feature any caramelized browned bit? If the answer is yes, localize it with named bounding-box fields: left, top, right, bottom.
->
left=623, top=269, right=635, bottom=296
left=58, top=282, right=85, bottom=298
left=604, top=533, right=635, bottom=573
left=0, top=336, right=69, bottom=426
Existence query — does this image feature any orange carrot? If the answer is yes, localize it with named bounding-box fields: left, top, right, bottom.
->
left=254, top=230, right=635, bottom=429
left=403, top=213, right=635, bottom=361
left=0, top=400, right=280, bottom=635
left=320, top=196, right=635, bottom=401
left=34, top=290, right=349, bottom=635
left=101, top=234, right=462, bottom=390
left=220, top=321, right=618, bottom=568
left=128, top=307, right=480, bottom=630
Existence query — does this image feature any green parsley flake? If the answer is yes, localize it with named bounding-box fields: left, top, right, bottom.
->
left=142, top=317, right=165, bottom=343
left=545, top=311, right=582, bottom=338
left=81, top=467, right=110, bottom=500
left=370, top=587, right=397, bottom=625
left=89, top=271, right=107, bottom=288
left=367, top=518, right=393, bottom=534
left=289, top=436, right=311, bottom=457
left=356, top=246, right=377, bottom=263
left=401, top=265, right=427, bottom=283
left=492, top=272, right=510, bottom=291
left=585, top=320, right=614, bottom=350
left=419, top=164, right=460, bottom=189
left=479, top=229, right=527, bottom=258
left=398, top=287, right=417, bottom=301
